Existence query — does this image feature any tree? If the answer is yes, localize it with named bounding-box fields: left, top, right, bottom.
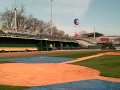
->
left=16, top=6, right=26, bottom=32
left=52, top=26, right=59, bottom=36
left=37, top=20, right=46, bottom=34
left=44, top=22, right=51, bottom=35
left=0, top=8, right=14, bottom=30
left=79, top=30, right=87, bottom=37
left=0, top=5, right=69, bottom=39
left=58, top=30, right=65, bottom=37
left=0, top=6, right=26, bottom=32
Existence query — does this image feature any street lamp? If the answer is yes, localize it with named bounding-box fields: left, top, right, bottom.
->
left=50, top=0, right=53, bottom=36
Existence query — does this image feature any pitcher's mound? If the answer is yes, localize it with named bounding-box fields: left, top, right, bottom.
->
left=0, top=63, right=99, bottom=86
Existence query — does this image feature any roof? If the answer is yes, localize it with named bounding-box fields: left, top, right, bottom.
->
left=83, top=32, right=104, bottom=37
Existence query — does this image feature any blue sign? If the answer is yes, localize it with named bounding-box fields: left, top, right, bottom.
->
left=74, top=19, right=79, bottom=25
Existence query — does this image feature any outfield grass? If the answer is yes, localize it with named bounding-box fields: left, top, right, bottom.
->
left=0, top=85, right=29, bottom=90
left=51, top=51, right=107, bottom=58
left=0, top=50, right=117, bottom=60
left=0, top=51, right=106, bottom=62
left=72, top=55, right=120, bottom=78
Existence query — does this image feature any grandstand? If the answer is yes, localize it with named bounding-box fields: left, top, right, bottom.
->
left=76, top=32, right=102, bottom=48
left=1, top=29, right=119, bottom=52
left=77, top=39, right=92, bottom=48
left=96, top=36, right=120, bottom=50
left=76, top=32, right=119, bottom=49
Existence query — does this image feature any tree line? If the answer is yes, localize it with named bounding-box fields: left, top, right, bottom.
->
left=0, top=6, right=69, bottom=38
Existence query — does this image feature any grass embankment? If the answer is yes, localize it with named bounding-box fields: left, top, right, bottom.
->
left=72, top=55, right=120, bottom=78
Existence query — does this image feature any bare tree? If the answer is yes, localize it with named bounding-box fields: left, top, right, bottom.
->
left=0, top=8, right=14, bottom=30
left=0, top=6, right=26, bottom=32
left=44, top=22, right=51, bottom=35
left=58, top=30, right=65, bottom=37
left=37, top=20, right=46, bottom=34
left=79, top=30, right=87, bottom=37
left=16, top=6, right=26, bottom=32
left=0, top=5, right=68, bottom=38
left=52, top=26, right=58, bottom=36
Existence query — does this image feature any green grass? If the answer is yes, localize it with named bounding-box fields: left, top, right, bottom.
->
left=0, top=50, right=104, bottom=59
left=51, top=51, right=107, bottom=58
left=0, top=50, right=117, bottom=63
left=72, top=55, right=120, bottom=78
left=0, top=85, right=30, bottom=90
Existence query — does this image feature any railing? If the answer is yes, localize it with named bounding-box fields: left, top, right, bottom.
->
left=0, top=32, right=77, bottom=42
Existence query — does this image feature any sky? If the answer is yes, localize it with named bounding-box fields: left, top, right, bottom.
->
left=0, top=0, right=120, bottom=36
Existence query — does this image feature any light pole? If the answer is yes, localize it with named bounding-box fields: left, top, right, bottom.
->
left=50, top=0, right=53, bottom=36
left=93, top=26, right=96, bottom=44
left=14, top=0, right=17, bottom=32
left=14, top=8, right=17, bottom=31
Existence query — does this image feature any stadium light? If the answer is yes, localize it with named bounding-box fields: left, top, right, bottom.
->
left=50, top=0, right=53, bottom=36
left=93, top=26, right=96, bottom=44
left=14, top=8, right=17, bottom=31
left=14, top=0, right=17, bottom=32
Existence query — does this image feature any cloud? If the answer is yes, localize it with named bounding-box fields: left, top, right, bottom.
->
left=53, top=0, right=92, bottom=20
left=52, top=0, right=93, bottom=35
left=53, top=0, right=92, bottom=12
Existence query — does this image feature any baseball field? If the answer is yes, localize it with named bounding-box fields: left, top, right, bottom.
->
left=0, top=50, right=120, bottom=90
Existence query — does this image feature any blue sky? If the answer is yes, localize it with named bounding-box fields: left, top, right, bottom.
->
left=0, top=0, right=120, bottom=36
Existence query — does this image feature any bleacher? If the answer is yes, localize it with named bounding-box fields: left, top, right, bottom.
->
left=80, top=38, right=97, bottom=44
left=0, top=47, right=38, bottom=52
left=76, top=32, right=104, bottom=49
left=77, top=40, right=92, bottom=48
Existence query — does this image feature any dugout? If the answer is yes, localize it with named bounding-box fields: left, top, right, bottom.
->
left=0, top=38, right=79, bottom=52
left=0, top=32, right=79, bottom=52
left=0, top=37, right=38, bottom=52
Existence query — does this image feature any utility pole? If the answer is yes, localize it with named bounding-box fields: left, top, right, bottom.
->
left=94, top=26, right=96, bottom=44
left=50, top=0, right=53, bottom=36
